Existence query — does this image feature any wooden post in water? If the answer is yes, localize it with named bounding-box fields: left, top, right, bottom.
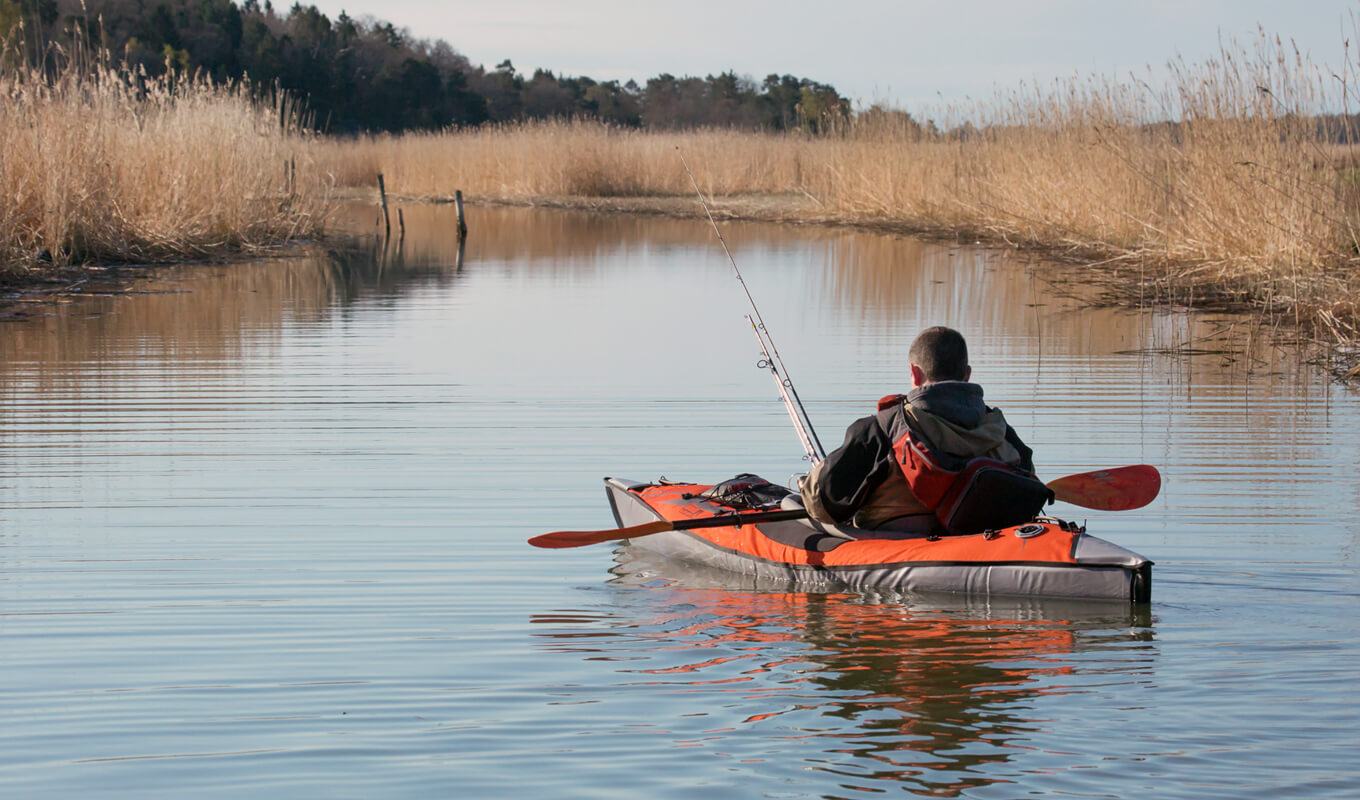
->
left=398, top=207, right=406, bottom=243
left=377, top=173, right=391, bottom=239
left=454, top=190, right=468, bottom=239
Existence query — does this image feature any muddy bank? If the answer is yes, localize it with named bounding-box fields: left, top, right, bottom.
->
left=0, top=265, right=150, bottom=322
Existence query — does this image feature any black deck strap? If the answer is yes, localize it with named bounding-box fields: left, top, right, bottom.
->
left=669, top=508, right=810, bottom=531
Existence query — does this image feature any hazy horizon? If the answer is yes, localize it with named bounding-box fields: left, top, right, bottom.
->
left=300, top=0, right=1358, bottom=110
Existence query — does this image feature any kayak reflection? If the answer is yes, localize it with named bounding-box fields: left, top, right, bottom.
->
left=528, top=547, right=1155, bottom=796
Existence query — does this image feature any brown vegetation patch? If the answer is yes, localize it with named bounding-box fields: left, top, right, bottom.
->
left=0, top=56, right=334, bottom=280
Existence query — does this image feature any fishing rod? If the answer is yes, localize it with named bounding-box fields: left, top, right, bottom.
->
left=745, top=314, right=823, bottom=464
left=677, top=149, right=826, bottom=464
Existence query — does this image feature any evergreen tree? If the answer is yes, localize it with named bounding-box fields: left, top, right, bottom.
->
left=10, top=0, right=849, bottom=135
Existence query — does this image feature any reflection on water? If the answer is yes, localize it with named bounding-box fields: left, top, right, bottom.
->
left=1, top=203, right=1356, bottom=799
left=528, top=549, right=1154, bottom=797
left=4, top=202, right=1323, bottom=405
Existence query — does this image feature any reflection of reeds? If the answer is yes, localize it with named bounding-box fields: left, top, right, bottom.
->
left=320, top=34, right=1359, bottom=371
left=0, top=55, right=332, bottom=273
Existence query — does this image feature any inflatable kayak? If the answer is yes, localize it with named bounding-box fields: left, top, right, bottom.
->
left=603, top=476, right=1152, bottom=603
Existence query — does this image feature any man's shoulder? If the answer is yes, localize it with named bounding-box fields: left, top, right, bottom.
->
left=876, top=393, right=907, bottom=411
left=837, top=412, right=896, bottom=450
left=849, top=413, right=888, bottom=433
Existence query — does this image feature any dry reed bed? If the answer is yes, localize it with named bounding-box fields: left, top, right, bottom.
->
left=0, top=61, right=333, bottom=279
left=317, top=125, right=815, bottom=200
left=323, top=39, right=1360, bottom=376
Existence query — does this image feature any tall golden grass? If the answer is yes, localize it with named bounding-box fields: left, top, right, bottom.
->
left=321, top=35, right=1359, bottom=365
left=0, top=55, right=333, bottom=274
left=316, top=123, right=814, bottom=199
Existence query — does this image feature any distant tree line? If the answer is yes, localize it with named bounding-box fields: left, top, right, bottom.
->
left=0, top=0, right=851, bottom=134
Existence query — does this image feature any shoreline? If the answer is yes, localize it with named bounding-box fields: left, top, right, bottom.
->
left=1, top=262, right=164, bottom=321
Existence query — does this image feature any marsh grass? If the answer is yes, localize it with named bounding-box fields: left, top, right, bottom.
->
left=324, top=34, right=1360, bottom=371
left=0, top=51, right=333, bottom=278
left=317, top=123, right=814, bottom=200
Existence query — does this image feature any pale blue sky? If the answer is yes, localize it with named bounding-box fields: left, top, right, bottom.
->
left=305, top=0, right=1358, bottom=110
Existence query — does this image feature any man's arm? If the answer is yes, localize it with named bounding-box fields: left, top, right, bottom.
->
left=1003, top=425, right=1035, bottom=473
left=800, top=416, right=899, bottom=524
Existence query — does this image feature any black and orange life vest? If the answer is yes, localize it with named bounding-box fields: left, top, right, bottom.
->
left=875, top=394, right=1053, bottom=535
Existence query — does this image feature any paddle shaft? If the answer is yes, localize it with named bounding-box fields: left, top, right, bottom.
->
left=528, top=508, right=810, bottom=549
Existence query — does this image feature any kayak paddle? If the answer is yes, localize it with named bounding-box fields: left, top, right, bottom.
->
left=1047, top=464, right=1160, bottom=511
left=529, top=465, right=1161, bottom=549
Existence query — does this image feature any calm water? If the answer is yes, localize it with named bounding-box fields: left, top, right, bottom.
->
left=1, top=204, right=1356, bottom=798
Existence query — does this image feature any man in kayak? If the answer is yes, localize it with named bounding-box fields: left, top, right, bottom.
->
left=798, top=326, right=1042, bottom=533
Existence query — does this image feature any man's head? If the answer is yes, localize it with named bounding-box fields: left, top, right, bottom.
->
left=909, top=326, right=971, bottom=387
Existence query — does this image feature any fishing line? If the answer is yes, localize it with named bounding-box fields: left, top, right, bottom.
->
left=677, top=148, right=826, bottom=461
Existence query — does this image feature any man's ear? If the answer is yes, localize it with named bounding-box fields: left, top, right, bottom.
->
left=910, top=363, right=926, bottom=387
left=964, top=365, right=972, bottom=381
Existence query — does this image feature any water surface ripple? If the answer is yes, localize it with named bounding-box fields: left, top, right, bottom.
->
left=1, top=205, right=1356, bottom=798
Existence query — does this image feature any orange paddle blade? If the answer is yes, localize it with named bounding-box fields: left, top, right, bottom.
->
left=1047, top=465, right=1161, bottom=511
left=529, top=519, right=675, bottom=549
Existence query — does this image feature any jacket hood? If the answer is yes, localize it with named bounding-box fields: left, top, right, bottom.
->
left=906, top=381, right=987, bottom=428
left=903, top=381, right=1018, bottom=463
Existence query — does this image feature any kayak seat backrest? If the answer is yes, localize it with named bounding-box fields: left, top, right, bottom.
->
left=937, top=462, right=1055, bottom=536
